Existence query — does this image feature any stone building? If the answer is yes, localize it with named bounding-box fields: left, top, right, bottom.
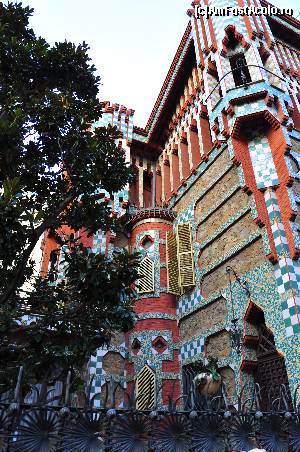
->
left=41, top=0, right=300, bottom=408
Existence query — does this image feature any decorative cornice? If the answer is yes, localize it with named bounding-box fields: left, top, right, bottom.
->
left=261, top=0, right=300, bottom=31
left=127, top=207, right=177, bottom=227
left=146, top=23, right=192, bottom=133
left=132, top=23, right=193, bottom=146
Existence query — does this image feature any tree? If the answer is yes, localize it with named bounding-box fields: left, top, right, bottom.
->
left=0, top=2, right=138, bottom=390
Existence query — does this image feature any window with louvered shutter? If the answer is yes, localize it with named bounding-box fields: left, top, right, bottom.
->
left=138, top=256, right=154, bottom=294
left=166, top=230, right=180, bottom=295
left=136, top=365, right=156, bottom=410
left=176, top=223, right=195, bottom=288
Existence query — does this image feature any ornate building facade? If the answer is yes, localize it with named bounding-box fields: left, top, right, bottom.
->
left=41, top=0, right=300, bottom=407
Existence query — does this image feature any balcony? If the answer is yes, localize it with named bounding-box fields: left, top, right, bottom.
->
left=127, top=206, right=176, bottom=226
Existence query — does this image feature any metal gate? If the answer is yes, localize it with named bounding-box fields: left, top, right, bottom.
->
left=255, top=325, right=291, bottom=409
left=0, top=366, right=299, bottom=451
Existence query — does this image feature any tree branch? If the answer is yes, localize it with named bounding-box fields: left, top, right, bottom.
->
left=0, top=192, right=76, bottom=304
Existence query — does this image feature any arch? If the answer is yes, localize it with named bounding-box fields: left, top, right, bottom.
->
left=243, top=301, right=291, bottom=408
left=244, top=300, right=265, bottom=324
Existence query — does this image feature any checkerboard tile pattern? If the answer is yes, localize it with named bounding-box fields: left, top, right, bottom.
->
left=274, top=258, right=299, bottom=294
left=180, top=337, right=205, bottom=362
left=248, top=132, right=279, bottom=189
left=205, top=70, right=221, bottom=110
left=280, top=291, right=300, bottom=337
left=210, top=80, right=291, bottom=134
left=113, top=188, right=129, bottom=215
left=120, top=113, right=127, bottom=138
left=94, top=105, right=135, bottom=144
left=235, top=100, right=264, bottom=118
left=92, top=230, right=107, bottom=255
left=89, top=348, right=108, bottom=408
left=265, top=190, right=290, bottom=257
left=89, top=345, right=127, bottom=407
left=127, top=115, right=134, bottom=142
left=271, top=225, right=290, bottom=257
left=174, top=203, right=194, bottom=229
left=265, top=189, right=300, bottom=336
left=178, top=289, right=202, bottom=316
left=94, top=113, right=112, bottom=129
left=286, top=185, right=298, bottom=214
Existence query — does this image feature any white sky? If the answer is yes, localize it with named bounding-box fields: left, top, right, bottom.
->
left=17, top=0, right=299, bottom=128
left=27, top=0, right=189, bottom=127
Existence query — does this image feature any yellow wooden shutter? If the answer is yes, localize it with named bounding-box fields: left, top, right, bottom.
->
left=138, top=256, right=154, bottom=294
left=166, top=231, right=180, bottom=295
left=176, top=223, right=195, bottom=288
left=136, top=365, right=156, bottom=410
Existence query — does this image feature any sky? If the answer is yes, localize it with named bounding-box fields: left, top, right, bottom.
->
left=15, top=0, right=300, bottom=127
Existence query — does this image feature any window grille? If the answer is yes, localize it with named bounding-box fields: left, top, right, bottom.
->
left=136, top=365, right=156, bottom=410
left=166, top=231, right=180, bottom=295
left=138, top=256, right=155, bottom=294
left=229, top=53, right=251, bottom=87
left=177, top=223, right=195, bottom=288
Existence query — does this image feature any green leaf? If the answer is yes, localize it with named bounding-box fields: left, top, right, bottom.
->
left=35, top=210, right=44, bottom=222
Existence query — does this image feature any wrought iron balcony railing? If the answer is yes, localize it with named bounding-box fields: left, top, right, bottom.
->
left=127, top=206, right=177, bottom=226
left=205, top=64, right=286, bottom=105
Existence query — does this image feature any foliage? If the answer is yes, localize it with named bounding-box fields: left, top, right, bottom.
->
left=0, top=2, right=138, bottom=390
left=195, top=357, right=221, bottom=382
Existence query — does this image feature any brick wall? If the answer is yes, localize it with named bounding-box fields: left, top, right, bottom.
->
left=179, top=298, right=228, bottom=341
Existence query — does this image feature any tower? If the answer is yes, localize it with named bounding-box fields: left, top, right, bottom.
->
left=126, top=208, right=180, bottom=408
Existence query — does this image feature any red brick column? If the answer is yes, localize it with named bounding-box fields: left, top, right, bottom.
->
left=199, top=104, right=213, bottom=156
left=163, top=156, right=172, bottom=201
left=179, top=132, right=191, bottom=181
left=188, top=120, right=201, bottom=170
left=129, top=166, right=139, bottom=206
left=155, top=165, right=162, bottom=206
left=171, top=144, right=181, bottom=193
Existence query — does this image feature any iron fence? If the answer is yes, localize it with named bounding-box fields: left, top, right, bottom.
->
left=0, top=367, right=300, bottom=451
